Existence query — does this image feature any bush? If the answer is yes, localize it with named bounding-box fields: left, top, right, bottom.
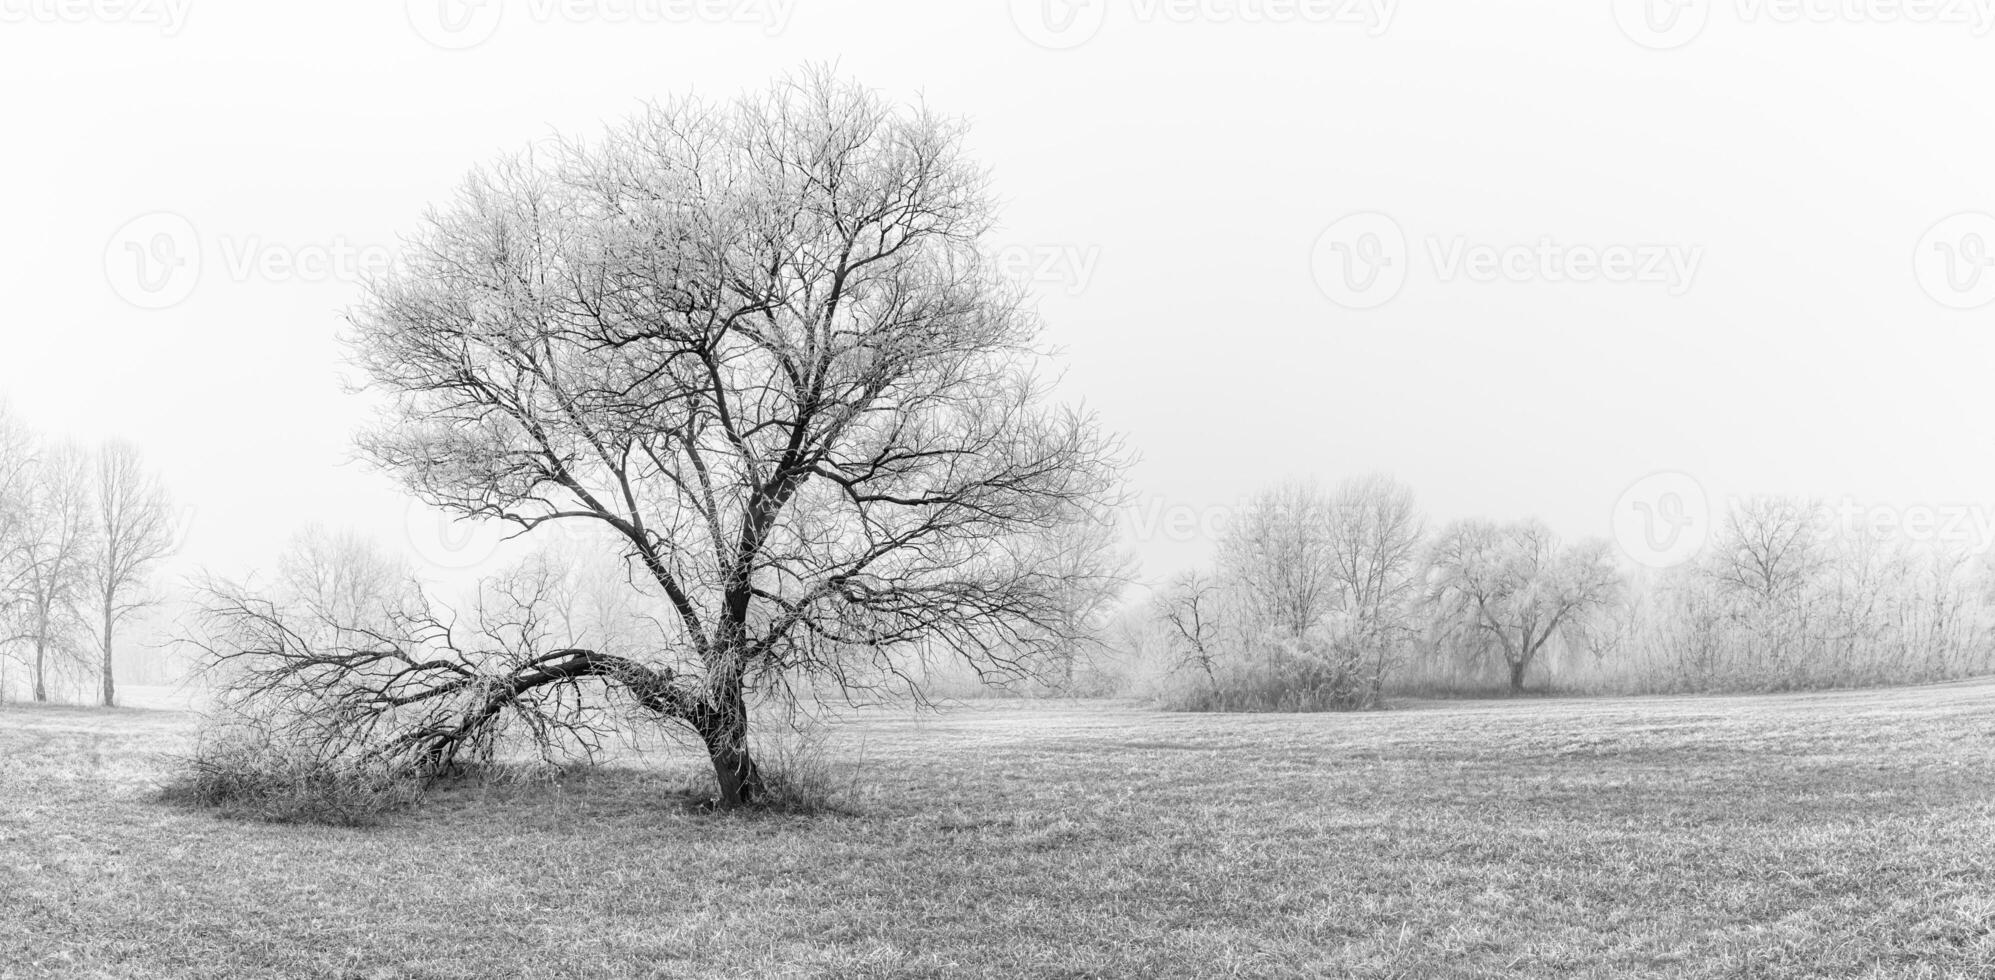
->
left=671, top=714, right=865, bottom=814
left=160, top=723, right=426, bottom=826
left=752, top=720, right=864, bottom=814
left=1160, top=637, right=1380, bottom=713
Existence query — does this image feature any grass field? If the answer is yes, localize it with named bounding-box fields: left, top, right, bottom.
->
left=3, top=683, right=1994, bottom=979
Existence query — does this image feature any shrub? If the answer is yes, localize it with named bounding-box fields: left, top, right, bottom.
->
left=670, top=714, right=865, bottom=815
left=752, top=720, right=864, bottom=815
left=160, top=722, right=426, bottom=826
left=1159, top=636, right=1379, bottom=712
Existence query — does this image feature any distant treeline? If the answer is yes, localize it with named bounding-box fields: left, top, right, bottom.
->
left=1083, top=477, right=1995, bottom=709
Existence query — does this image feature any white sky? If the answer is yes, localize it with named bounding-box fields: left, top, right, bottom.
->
left=4, top=0, right=1995, bottom=587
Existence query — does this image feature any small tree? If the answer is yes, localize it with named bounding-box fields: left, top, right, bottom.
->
left=275, top=524, right=408, bottom=628
left=0, top=407, right=34, bottom=699
left=1152, top=570, right=1224, bottom=685
left=1702, top=495, right=1825, bottom=678
left=1035, top=513, right=1136, bottom=692
left=1322, top=473, right=1425, bottom=705
left=1425, top=519, right=1621, bottom=692
left=195, top=69, right=1123, bottom=808
left=1707, top=495, right=1824, bottom=606
left=85, top=440, right=177, bottom=707
left=9, top=442, right=93, bottom=702
left=1218, top=479, right=1336, bottom=639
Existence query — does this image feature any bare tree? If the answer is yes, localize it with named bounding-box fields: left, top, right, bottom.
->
left=1701, top=495, right=1826, bottom=677
left=276, top=524, right=408, bottom=628
left=1708, top=496, right=1824, bottom=606
left=10, top=442, right=93, bottom=702
left=0, top=406, right=35, bottom=700
left=85, top=440, right=177, bottom=707
left=197, top=70, right=1123, bottom=807
left=1323, top=473, right=1425, bottom=704
left=1152, top=570, right=1225, bottom=684
left=1034, top=512, right=1136, bottom=691
left=1425, top=519, right=1621, bottom=692
left=1218, top=478, right=1337, bottom=639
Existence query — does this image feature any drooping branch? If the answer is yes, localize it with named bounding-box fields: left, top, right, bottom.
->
left=187, top=569, right=701, bottom=773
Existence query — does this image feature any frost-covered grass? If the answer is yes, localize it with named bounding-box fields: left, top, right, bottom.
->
left=3, top=682, right=1993, bottom=978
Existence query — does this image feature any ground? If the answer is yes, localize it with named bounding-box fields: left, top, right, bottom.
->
left=3, top=682, right=1993, bottom=979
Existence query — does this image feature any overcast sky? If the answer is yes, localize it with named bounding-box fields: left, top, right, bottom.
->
left=4, top=0, right=1994, bottom=585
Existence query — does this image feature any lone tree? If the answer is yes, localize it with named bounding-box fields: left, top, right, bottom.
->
left=87, top=440, right=177, bottom=708
left=1425, top=519, right=1621, bottom=692
left=194, top=70, right=1122, bottom=808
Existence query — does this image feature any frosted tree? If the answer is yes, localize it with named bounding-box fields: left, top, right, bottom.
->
left=1425, top=519, right=1621, bottom=692
left=85, top=440, right=177, bottom=707
left=192, top=69, right=1123, bottom=808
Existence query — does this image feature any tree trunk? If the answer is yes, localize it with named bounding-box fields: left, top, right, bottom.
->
left=694, top=682, right=764, bottom=809
left=1508, top=659, right=1528, bottom=693
left=32, top=633, right=46, bottom=703
left=101, top=606, right=116, bottom=708
left=703, top=730, right=764, bottom=809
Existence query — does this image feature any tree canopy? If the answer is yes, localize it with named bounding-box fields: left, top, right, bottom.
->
left=198, top=70, right=1125, bottom=807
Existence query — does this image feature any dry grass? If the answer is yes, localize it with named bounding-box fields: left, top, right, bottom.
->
left=3, top=682, right=1993, bottom=978
left=156, top=725, right=429, bottom=827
